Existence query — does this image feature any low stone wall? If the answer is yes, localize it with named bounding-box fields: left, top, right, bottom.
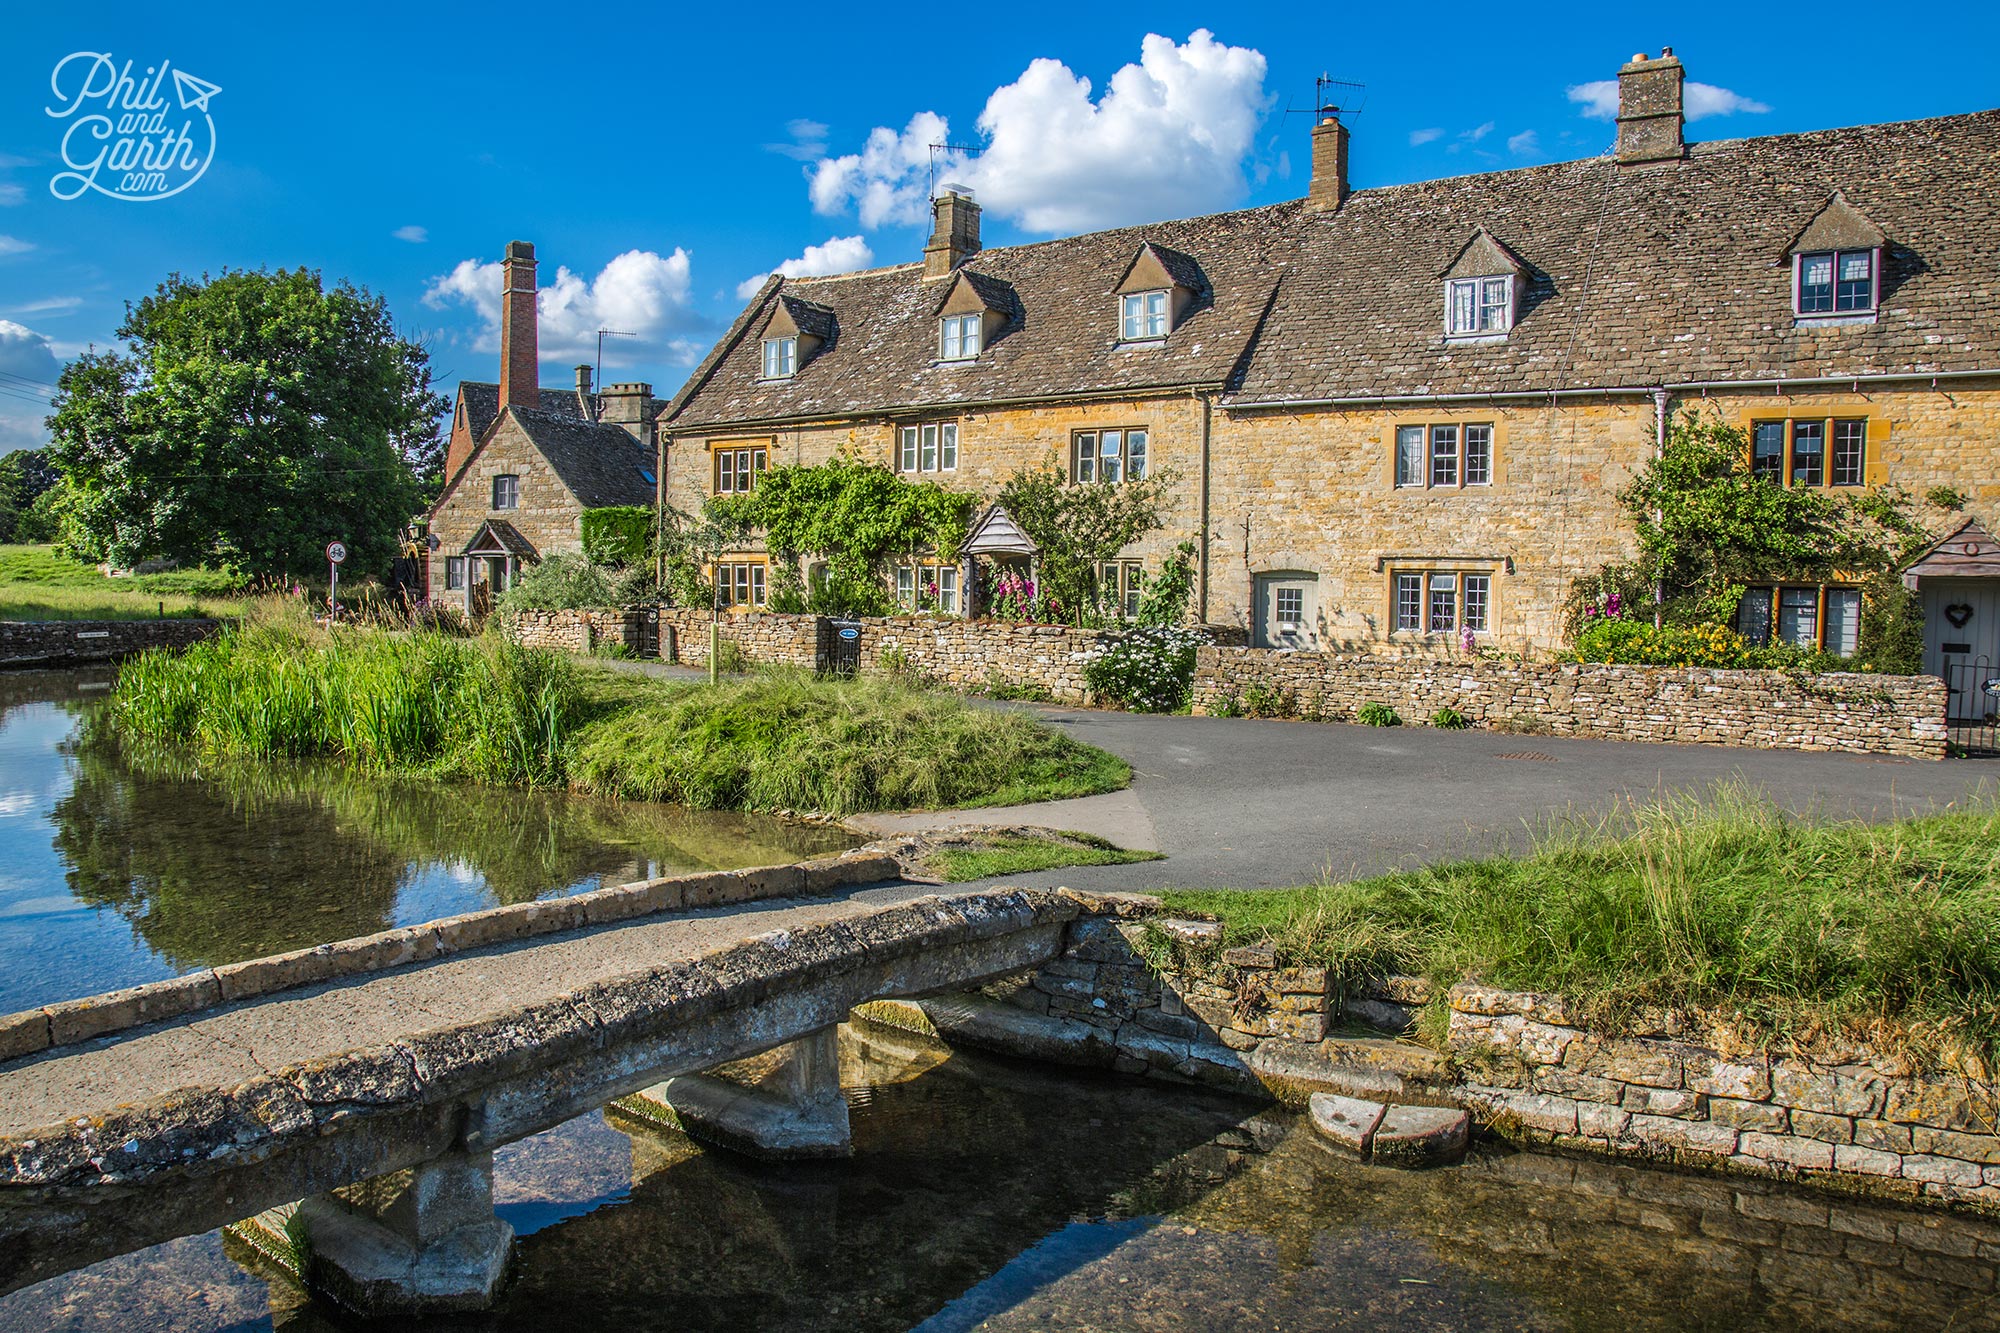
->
left=1192, top=646, right=1949, bottom=759
left=0, top=618, right=221, bottom=667
left=1449, top=983, right=2000, bottom=1213
left=510, top=608, right=659, bottom=658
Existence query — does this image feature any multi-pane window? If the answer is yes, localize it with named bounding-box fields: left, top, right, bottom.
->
left=492, top=475, right=519, bottom=510
left=1446, top=276, right=1513, bottom=335
left=1120, top=290, right=1169, bottom=341
left=716, top=562, right=766, bottom=608
left=1395, top=423, right=1494, bottom=489
left=896, top=564, right=959, bottom=614
left=1796, top=249, right=1876, bottom=315
left=1392, top=571, right=1492, bottom=635
left=1071, top=428, right=1148, bottom=484
left=1275, top=586, right=1304, bottom=628
left=714, top=445, right=767, bottom=494
left=761, top=337, right=797, bottom=379
left=939, top=314, right=982, bottom=361
left=1735, top=585, right=1862, bottom=656
left=898, top=423, right=958, bottom=473
left=445, top=557, right=466, bottom=591
left=1750, top=418, right=1867, bottom=487
left=1096, top=560, right=1144, bottom=618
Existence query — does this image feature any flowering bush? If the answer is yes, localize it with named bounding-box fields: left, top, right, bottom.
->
left=1084, top=625, right=1209, bottom=713
left=986, top=569, right=1062, bottom=623
left=1569, top=618, right=1865, bottom=672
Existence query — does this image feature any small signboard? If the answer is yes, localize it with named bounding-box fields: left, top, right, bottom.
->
left=325, top=541, right=347, bottom=565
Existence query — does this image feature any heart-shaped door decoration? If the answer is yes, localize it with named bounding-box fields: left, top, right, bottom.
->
left=1945, top=603, right=1975, bottom=628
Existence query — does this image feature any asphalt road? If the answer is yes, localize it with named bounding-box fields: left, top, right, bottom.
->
left=871, top=708, right=2000, bottom=891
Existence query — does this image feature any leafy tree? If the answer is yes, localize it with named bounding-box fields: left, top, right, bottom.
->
left=998, top=461, right=1178, bottom=624
left=0, top=448, right=61, bottom=541
left=714, top=456, right=975, bottom=616
left=45, top=269, right=445, bottom=576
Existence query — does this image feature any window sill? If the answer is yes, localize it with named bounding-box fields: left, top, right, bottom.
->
left=756, top=375, right=796, bottom=384
left=1443, top=332, right=1509, bottom=345
left=1792, top=312, right=1878, bottom=327
left=931, top=356, right=981, bottom=368
left=1115, top=338, right=1168, bottom=351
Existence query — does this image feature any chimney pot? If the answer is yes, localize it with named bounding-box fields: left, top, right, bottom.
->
left=923, top=190, right=982, bottom=281
left=499, top=241, right=540, bottom=411
left=1615, top=47, right=1686, bottom=166
left=1305, top=115, right=1350, bottom=213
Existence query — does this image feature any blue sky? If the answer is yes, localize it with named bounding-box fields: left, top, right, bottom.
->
left=1, top=1, right=1996, bottom=453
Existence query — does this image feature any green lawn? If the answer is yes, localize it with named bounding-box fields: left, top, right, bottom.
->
left=0, top=545, right=248, bottom=621
left=1156, top=785, right=2000, bottom=1067
left=919, top=831, right=1162, bottom=882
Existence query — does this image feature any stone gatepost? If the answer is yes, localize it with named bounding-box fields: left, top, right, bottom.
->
left=229, top=1149, right=513, bottom=1315
left=620, top=1027, right=852, bottom=1159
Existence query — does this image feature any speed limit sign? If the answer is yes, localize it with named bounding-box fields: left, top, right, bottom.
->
left=326, top=541, right=347, bottom=565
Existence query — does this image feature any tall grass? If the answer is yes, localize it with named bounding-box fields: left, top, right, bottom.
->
left=1160, top=784, right=2000, bottom=1065
left=571, top=667, right=1130, bottom=815
left=112, top=601, right=579, bottom=786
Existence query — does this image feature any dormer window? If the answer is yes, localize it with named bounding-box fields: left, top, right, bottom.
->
left=1121, top=290, right=1168, bottom=341
left=1446, top=276, right=1514, bottom=336
left=939, top=313, right=982, bottom=361
left=761, top=336, right=797, bottom=379
left=1795, top=250, right=1876, bottom=316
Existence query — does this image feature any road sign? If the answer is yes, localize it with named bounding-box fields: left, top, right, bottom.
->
left=326, top=541, right=347, bottom=564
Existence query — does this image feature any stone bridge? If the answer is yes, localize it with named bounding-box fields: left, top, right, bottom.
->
left=0, top=879, right=1099, bottom=1313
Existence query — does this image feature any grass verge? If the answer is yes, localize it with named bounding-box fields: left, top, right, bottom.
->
left=108, top=607, right=1130, bottom=816
left=1157, top=784, right=2000, bottom=1068
left=0, top=544, right=249, bottom=621
left=919, top=830, right=1162, bottom=882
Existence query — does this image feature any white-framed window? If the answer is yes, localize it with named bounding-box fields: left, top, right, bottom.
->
left=898, top=422, right=958, bottom=473
left=492, top=474, right=519, bottom=510
left=1736, top=585, right=1862, bottom=655
left=445, top=557, right=466, bottom=591
left=1394, top=425, right=1424, bottom=488
left=1447, top=275, right=1514, bottom=336
left=761, top=337, right=797, bottom=379
left=714, top=445, right=767, bottom=495
left=1072, top=428, right=1148, bottom=484
left=896, top=563, right=959, bottom=613
left=1429, top=426, right=1458, bottom=487
left=1392, top=570, right=1491, bottom=635
left=715, top=561, right=767, bottom=608
left=1120, top=290, right=1169, bottom=341
left=1096, top=560, right=1144, bottom=618
left=1795, top=249, right=1876, bottom=316
left=939, top=313, right=982, bottom=361
left=1394, top=422, right=1494, bottom=490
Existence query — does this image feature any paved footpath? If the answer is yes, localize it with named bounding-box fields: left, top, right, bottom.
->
left=855, top=707, right=2000, bottom=890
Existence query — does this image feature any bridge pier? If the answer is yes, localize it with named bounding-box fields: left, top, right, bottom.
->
left=230, top=1149, right=513, bottom=1316
left=622, top=1026, right=853, bottom=1159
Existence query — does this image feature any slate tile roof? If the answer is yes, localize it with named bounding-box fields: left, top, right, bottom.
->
left=510, top=408, right=656, bottom=508
left=458, top=382, right=588, bottom=440
left=463, top=518, right=538, bottom=557
left=669, top=110, right=2000, bottom=427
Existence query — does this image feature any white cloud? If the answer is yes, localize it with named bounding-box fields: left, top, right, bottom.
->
left=0, top=320, right=61, bottom=452
left=1409, top=127, right=1444, bottom=146
left=0, top=236, right=30, bottom=255
left=1569, top=78, right=1769, bottom=122
left=0, top=185, right=22, bottom=207
left=735, top=235, right=875, bottom=300
left=392, top=225, right=428, bottom=243
left=767, top=119, right=829, bottom=161
left=423, top=249, right=709, bottom=368
left=810, top=30, right=1271, bottom=236
left=1462, top=121, right=1494, bottom=143
left=1507, top=130, right=1540, bottom=156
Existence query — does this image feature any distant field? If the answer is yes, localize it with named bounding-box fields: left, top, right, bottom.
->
left=0, top=545, right=249, bottom=622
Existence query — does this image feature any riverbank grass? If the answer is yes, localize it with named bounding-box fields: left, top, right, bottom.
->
left=0, top=544, right=248, bottom=621
left=916, top=830, right=1162, bottom=883
left=109, top=609, right=1130, bottom=816
left=1158, top=786, right=2000, bottom=1064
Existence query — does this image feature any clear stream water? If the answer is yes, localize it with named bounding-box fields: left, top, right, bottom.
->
left=1, top=669, right=1996, bottom=1332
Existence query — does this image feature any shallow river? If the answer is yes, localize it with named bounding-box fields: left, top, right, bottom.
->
left=2, top=669, right=1996, bottom=1331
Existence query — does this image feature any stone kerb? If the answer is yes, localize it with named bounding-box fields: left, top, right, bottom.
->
left=1190, top=646, right=1948, bottom=759
left=0, top=618, right=222, bottom=667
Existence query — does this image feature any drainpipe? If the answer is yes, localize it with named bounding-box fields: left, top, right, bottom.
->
left=1196, top=389, right=1213, bottom=623
left=1652, top=387, right=1669, bottom=630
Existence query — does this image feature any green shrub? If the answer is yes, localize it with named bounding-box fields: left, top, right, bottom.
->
left=978, top=670, right=1052, bottom=703
left=1207, top=693, right=1242, bottom=718
left=500, top=553, right=655, bottom=612
left=1356, top=702, right=1401, bottom=727
left=1428, top=706, right=1469, bottom=729
left=1083, top=626, right=1206, bottom=713
left=580, top=506, right=654, bottom=566
left=1239, top=680, right=1295, bottom=719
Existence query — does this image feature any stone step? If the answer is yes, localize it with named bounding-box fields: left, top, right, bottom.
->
left=1308, top=1091, right=1470, bottom=1167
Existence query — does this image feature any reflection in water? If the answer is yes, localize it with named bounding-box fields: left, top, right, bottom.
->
left=7, top=1024, right=1995, bottom=1333
left=0, top=669, right=855, bottom=1011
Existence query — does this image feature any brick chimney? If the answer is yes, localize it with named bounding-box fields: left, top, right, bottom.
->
left=599, top=382, right=656, bottom=441
left=1306, top=114, right=1350, bottom=212
left=499, top=240, right=539, bottom=410
left=923, top=185, right=981, bottom=281
left=1616, top=48, right=1686, bottom=166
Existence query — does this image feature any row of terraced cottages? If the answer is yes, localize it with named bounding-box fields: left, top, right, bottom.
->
left=427, top=49, right=2000, bottom=712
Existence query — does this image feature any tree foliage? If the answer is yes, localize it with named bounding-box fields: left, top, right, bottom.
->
left=0, top=448, right=61, bottom=542
left=580, top=506, right=654, bottom=567
left=45, top=268, right=445, bottom=576
left=714, top=456, right=975, bottom=616
left=998, top=461, right=1178, bottom=623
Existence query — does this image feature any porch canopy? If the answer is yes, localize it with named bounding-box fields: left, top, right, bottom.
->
left=463, top=519, right=537, bottom=560
left=962, top=504, right=1037, bottom=558
left=1903, top=518, right=2000, bottom=587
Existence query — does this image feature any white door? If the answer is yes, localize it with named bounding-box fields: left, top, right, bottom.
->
left=1924, top=578, right=2000, bottom=722
left=1255, top=573, right=1316, bottom=649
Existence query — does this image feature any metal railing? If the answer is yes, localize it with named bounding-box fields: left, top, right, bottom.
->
left=1944, top=657, right=1999, bottom=756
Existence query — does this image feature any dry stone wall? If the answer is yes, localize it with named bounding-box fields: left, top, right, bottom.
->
left=0, top=618, right=221, bottom=667
left=509, top=608, right=659, bottom=657
left=1194, top=645, right=1949, bottom=759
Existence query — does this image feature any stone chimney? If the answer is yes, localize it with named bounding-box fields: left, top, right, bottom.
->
left=574, top=364, right=594, bottom=419
left=1616, top=48, right=1686, bottom=166
left=599, top=382, right=656, bottom=441
left=499, top=240, right=539, bottom=410
left=1306, top=114, right=1350, bottom=212
left=923, top=185, right=981, bottom=281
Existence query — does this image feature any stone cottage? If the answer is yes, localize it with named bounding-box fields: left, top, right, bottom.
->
left=427, top=241, right=660, bottom=615
left=660, top=49, right=2000, bottom=676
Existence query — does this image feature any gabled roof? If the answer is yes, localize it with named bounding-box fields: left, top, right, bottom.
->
left=1116, top=241, right=1207, bottom=295
left=764, top=294, right=837, bottom=343
left=1905, top=518, right=2000, bottom=581
left=1440, top=227, right=1528, bottom=280
left=457, top=382, right=588, bottom=441
left=963, top=503, right=1037, bottom=556
left=510, top=408, right=656, bottom=508
left=935, top=269, right=1019, bottom=318
left=464, top=518, right=537, bottom=557
left=1788, top=190, right=1888, bottom=255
